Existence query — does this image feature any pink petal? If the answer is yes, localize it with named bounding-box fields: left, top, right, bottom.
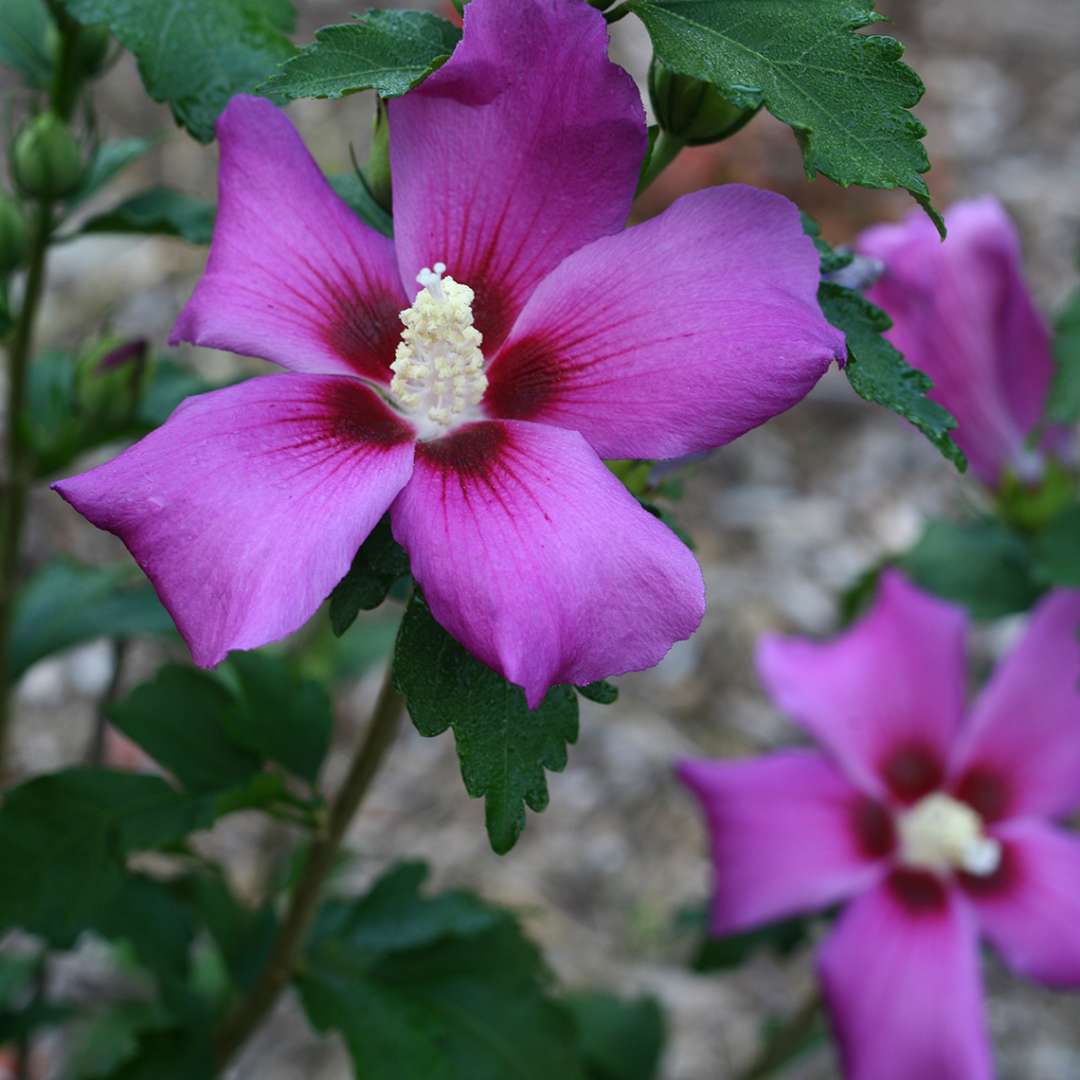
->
left=860, top=198, right=1061, bottom=486
left=390, top=420, right=703, bottom=708
left=818, top=878, right=992, bottom=1080
left=387, top=0, right=646, bottom=354
left=962, top=818, right=1080, bottom=987
left=54, top=375, right=416, bottom=667
left=484, top=186, right=845, bottom=458
left=757, top=570, right=968, bottom=801
left=678, top=751, right=889, bottom=935
left=949, top=589, right=1080, bottom=821
left=171, top=96, right=407, bottom=383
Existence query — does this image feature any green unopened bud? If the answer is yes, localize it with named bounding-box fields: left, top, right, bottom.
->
left=11, top=113, right=84, bottom=200
left=363, top=100, right=392, bottom=213
left=648, top=60, right=759, bottom=146
left=75, top=338, right=149, bottom=433
left=0, top=194, right=28, bottom=275
left=47, top=22, right=112, bottom=80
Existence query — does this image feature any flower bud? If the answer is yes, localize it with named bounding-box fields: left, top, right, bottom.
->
left=11, top=113, right=84, bottom=200
left=364, top=100, right=392, bottom=213
left=75, top=337, right=150, bottom=435
left=648, top=60, right=759, bottom=146
left=47, top=22, right=112, bottom=80
left=0, top=193, right=28, bottom=275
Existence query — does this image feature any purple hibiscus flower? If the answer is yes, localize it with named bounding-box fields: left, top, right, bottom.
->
left=54, top=0, right=843, bottom=707
left=681, top=571, right=1080, bottom=1079
left=859, top=197, right=1069, bottom=487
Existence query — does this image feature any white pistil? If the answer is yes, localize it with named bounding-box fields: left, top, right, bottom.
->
left=389, top=262, right=487, bottom=434
left=896, top=792, right=1002, bottom=877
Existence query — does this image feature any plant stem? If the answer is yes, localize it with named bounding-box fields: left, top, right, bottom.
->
left=214, top=666, right=406, bottom=1070
left=0, top=202, right=53, bottom=773
left=737, top=989, right=824, bottom=1080
left=85, top=638, right=127, bottom=765
left=604, top=2, right=631, bottom=22
left=635, top=129, right=685, bottom=196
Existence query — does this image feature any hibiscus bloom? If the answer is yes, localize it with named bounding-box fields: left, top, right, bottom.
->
left=680, top=571, right=1080, bottom=1078
left=859, top=198, right=1069, bottom=487
left=54, top=0, right=843, bottom=706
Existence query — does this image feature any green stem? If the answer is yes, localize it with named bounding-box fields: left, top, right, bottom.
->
left=214, top=665, right=406, bottom=1070
left=85, top=638, right=127, bottom=765
left=45, top=0, right=83, bottom=122
left=0, top=202, right=52, bottom=773
left=737, top=989, right=823, bottom=1080
left=635, top=129, right=685, bottom=196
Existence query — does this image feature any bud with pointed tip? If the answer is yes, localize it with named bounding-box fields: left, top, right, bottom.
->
left=11, top=113, right=84, bottom=200
left=648, top=60, right=759, bottom=146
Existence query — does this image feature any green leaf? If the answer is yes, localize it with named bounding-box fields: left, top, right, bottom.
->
left=819, top=281, right=965, bottom=470
left=576, top=681, right=619, bottom=706
left=80, top=188, right=215, bottom=244
left=1032, top=505, right=1080, bottom=588
left=628, top=0, right=942, bottom=229
left=136, top=356, right=213, bottom=428
left=0, top=769, right=213, bottom=946
left=259, top=10, right=460, bottom=102
left=0, top=0, right=52, bottom=86
left=329, top=171, right=393, bottom=238
left=299, top=862, right=584, bottom=1080
left=67, top=137, right=158, bottom=208
left=692, top=916, right=811, bottom=972
left=330, top=516, right=411, bottom=636
left=394, top=595, right=579, bottom=854
left=225, top=651, right=333, bottom=784
left=99, top=1027, right=215, bottom=1080
left=1047, top=284, right=1080, bottom=425
left=109, top=666, right=263, bottom=793
left=564, top=991, right=665, bottom=1080
left=61, top=0, right=298, bottom=142
left=899, top=517, right=1042, bottom=618
left=10, top=560, right=174, bottom=681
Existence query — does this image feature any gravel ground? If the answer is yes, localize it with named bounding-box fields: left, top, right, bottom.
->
left=5, top=0, right=1080, bottom=1077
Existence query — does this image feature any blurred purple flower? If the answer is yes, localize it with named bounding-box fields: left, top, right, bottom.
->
left=681, top=571, right=1080, bottom=1079
left=54, top=0, right=843, bottom=706
left=859, top=198, right=1067, bottom=487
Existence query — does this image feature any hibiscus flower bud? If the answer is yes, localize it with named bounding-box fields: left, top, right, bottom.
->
left=47, top=22, right=112, bottom=80
left=648, top=60, right=759, bottom=146
left=11, top=113, right=84, bottom=200
left=364, top=100, right=392, bottom=213
left=75, top=337, right=149, bottom=434
left=0, top=193, right=28, bottom=275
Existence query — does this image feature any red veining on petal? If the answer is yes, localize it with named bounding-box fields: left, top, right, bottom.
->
left=880, top=741, right=944, bottom=804
left=484, top=334, right=560, bottom=420
left=952, top=765, right=1012, bottom=824
left=850, top=795, right=896, bottom=859
left=887, top=868, right=948, bottom=914
left=415, top=420, right=509, bottom=477
left=322, top=284, right=404, bottom=384
left=957, top=837, right=1017, bottom=898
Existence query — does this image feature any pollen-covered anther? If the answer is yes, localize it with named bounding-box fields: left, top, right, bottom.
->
left=389, top=262, right=487, bottom=432
left=896, top=792, right=1002, bottom=877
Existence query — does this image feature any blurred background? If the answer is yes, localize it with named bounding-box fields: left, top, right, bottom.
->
left=5, top=0, right=1080, bottom=1076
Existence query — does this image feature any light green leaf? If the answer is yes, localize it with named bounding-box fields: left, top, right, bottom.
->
left=1032, top=505, right=1080, bottom=588
left=628, top=0, right=942, bottom=229
left=67, top=137, right=158, bottom=208
left=60, top=0, right=297, bottom=142
left=0, top=0, right=52, bottom=87
left=79, top=188, right=215, bottom=244
left=259, top=10, right=460, bottom=101
left=393, top=595, right=579, bottom=854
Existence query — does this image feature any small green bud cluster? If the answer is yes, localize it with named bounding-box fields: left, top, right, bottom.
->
left=10, top=113, right=84, bottom=201
left=648, top=60, right=759, bottom=146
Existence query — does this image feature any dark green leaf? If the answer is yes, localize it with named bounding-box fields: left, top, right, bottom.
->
left=109, top=666, right=263, bottom=792
left=564, top=991, right=665, bottom=1080
left=329, top=170, right=393, bottom=238
left=1032, top=505, right=1080, bottom=588
left=136, top=356, right=213, bottom=427
left=299, top=862, right=584, bottom=1080
left=0, top=0, right=52, bottom=86
left=61, top=0, right=297, bottom=142
left=576, top=681, right=619, bottom=706
left=100, top=1026, right=215, bottom=1080
left=692, top=916, right=811, bottom=972
left=1047, top=285, right=1080, bottom=424
left=820, top=281, right=965, bottom=470
left=628, top=0, right=942, bottom=229
left=800, top=211, right=855, bottom=275
left=10, top=560, right=174, bottom=681
left=80, top=187, right=215, bottom=244
left=394, top=595, right=579, bottom=854
left=330, top=516, right=411, bottom=636
left=899, top=517, right=1042, bottom=618
left=67, top=137, right=158, bottom=208
left=226, top=651, right=333, bottom=784
left=259, top=10, right=460, bottom=101
left=0, top=769, right=212, bottom=946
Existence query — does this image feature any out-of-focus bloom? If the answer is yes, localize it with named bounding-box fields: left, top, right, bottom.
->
left=55, top=0, right=843, bottom=706
left=859, top=198, right=1067, bottom=487
left=681, top=571, right=1080, bottom=1080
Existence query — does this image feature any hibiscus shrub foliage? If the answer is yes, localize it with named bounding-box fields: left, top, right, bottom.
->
left=2, top=0, right=1079, bottom=1077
